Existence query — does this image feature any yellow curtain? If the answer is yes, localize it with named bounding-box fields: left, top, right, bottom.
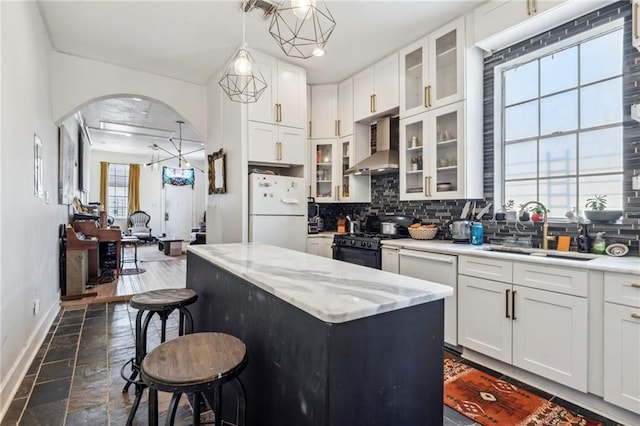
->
left=99, top=162, right=109, bottom=213
left=128, top=163, right=141, bottom=215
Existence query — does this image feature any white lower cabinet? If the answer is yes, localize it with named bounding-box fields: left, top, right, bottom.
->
left=381, top=246, right=399, bottom=274
left=306, top=236, right=333, bottom=259
left=398, top=249, right=457, bottom=346
left=458, top=256, right=588, bottom=392
left=603, top=272, right=640, bottom=414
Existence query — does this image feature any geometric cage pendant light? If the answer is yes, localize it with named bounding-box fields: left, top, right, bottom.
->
left=219, top=1, right=268, bottom=103
left=269, top=0, right=336, bottom=59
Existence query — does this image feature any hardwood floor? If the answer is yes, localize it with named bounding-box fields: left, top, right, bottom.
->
left=61, top=244, right=187, bottom=308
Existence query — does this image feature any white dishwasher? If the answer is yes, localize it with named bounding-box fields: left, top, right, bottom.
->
left=399, top=249, right=458, bottom=346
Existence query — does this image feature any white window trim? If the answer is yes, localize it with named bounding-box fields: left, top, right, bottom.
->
left=492, top=18, right=624, bottom=221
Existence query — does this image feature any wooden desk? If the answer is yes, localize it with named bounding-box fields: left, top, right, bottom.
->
left=65, top=225, right=99, bottom=296
left=73, top=221, right=122, bottom=277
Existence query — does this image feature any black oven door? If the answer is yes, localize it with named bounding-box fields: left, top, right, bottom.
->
left=332, top=245, right=381, bottom=269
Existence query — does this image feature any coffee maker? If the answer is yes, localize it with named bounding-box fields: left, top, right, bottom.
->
left=307, top=198, right=324, bottom=234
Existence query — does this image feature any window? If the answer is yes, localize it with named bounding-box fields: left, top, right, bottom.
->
left=495, top=22, right=624, bottom=218
left=108, top=164, right=129, bottom=219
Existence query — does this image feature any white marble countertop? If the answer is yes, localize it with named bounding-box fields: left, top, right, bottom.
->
left=187, top=243, right=453, bottom=323
left=381, top=239, right=640, bottom=275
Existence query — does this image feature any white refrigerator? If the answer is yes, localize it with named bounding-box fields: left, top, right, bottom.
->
left=249, top=174, right=306, bottom=252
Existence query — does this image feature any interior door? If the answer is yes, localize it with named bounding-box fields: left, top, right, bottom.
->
left=163, top=184, right=194, bottom=241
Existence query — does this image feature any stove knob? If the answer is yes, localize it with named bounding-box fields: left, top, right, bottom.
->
left=361, top=241, right=366, bottom=247
left=350, top=240, right=356, bottom=246
left=367, top=242, right=372, bottom=248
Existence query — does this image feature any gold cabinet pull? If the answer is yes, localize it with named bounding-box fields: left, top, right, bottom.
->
left=424, top=87, right=429, bottom=108
left=424, top=176, right=432, bottom=197
left=427, top=86, right=432, bottom=107
left=373, top=94, right=377, bottom=112
left=308, top=185, right=312, bottom=197
left=337, top=120, right=341, bottom=136
left=335, top=120, right=338, bottom=136
left=309, top=121, right=312, bottom=138
left=532, top=0, right=537, bottom=14
left=632, top=313, right=640, bottom=320
left=635, top=2, right=639, bottom=40
left=631, top=283, right=640, bottom=288
left=337, top=185, right=340, bottom=201
left=526, top=0, right=531, bottom=15
left=370, top=95, right=374, bottom=113
left=278, top=104, right=282, bottom=122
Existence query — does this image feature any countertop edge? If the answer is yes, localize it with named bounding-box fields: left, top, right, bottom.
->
left=381, top=239, right=640, bottom=274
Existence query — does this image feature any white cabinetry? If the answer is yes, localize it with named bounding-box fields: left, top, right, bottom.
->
left=353, top=53, right=399, bottom=122
left=458, top=255, right=588, bottom=391
left=311, top=84, right=338, bottom=139
left=248, top=121, right=305, bottom=165
left=634, top=0, right=640, bottom=52
left=399, top=249, right=458, bottom=346
left=399, top=18, right=464, bottom=118
left=338, top=78, right=354, bottom=136
left=306, top=235, right=334, bottom=258
left=604, top=272, right=640, bottom=414
left=311, top=130, right=370, bottom=203
left=381, top=246, right=399, bottom=274
left=248, top=53, right=306, bottom=129
left=473, top=0, right=606, bottom=52
left=400, top=102, right=482, bottom=200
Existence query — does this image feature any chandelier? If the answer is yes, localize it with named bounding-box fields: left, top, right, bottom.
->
left=145, top=121, right=204, bottom=172
left=219, top=2, right=268, bottom=103
left=269, top=0, right=336, bottom=59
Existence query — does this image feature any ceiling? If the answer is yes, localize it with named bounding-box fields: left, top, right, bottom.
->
left=38, top=0, right=482, bottom=159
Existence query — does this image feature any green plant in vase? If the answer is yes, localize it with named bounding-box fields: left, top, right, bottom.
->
left=584, top=194, right=623, bottom=224
left=495, top=199, right=514, bottom=221
left=531, top=205, right=546, bottom=223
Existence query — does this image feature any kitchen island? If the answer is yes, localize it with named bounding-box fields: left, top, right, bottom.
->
left=186, top=243, right=452, bottom=426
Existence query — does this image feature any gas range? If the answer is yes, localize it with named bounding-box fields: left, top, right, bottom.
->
left=333, top=234, right=382, bottom=252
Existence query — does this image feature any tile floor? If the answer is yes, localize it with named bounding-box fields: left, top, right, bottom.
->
left=3, top=302, right=618, bottom=426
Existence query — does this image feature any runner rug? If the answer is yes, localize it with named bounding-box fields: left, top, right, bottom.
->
left=443, top=358, right=603, bottom=426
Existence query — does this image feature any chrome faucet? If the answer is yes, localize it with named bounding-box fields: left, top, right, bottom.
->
left=519, top=201, right=556, bottom=250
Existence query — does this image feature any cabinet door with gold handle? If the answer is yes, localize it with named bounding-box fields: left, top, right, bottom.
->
left=424, top=176, right=432, bottom=197
left=373, top=94, right=377, bottom=113
left=526, top=0, right=531, bottom=15
left=370, top=95, right=374, bottom=113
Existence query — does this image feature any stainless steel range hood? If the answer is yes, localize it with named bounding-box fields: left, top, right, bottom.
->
left=344, top=116, right=398, bottom=176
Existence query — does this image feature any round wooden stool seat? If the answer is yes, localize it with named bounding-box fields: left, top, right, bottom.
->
left=130, top=288, right=198, bottom=311
left=141, top=332, right=247, bottom=426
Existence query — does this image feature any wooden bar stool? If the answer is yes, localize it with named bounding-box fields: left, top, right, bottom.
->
left=121, top=288, right=198, bottom=426
left=141, top=332, right=247, bottom=426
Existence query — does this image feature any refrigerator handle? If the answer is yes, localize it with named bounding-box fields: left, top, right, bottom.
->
left=281, top=198, right=300, bottom=204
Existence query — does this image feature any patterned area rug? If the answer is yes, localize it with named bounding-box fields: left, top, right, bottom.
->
left=443, top=358, right=603, bottom=426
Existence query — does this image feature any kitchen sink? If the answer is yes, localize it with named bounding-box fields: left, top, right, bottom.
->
left=481, top=245, right=598, bottom=261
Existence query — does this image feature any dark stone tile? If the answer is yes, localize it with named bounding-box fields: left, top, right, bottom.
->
left=27, top=378, right=71, bottom=407
left=79, top=332, right=107, bottom=349
left=15, top=374, right=36, bottom=399
left=37, top=359, right=74, bottom=383
left=443, top=405, right=478, bottom=426
left=107, top=334, right=135, bottom=350
left=108, top=345, right=135, bottom=366
left=83, top=316, right=106, bottom=329
left=84, top=309, right=105, bottom=319
left=44, top=346, right=77, bottom=363
left=55, top=323, right=82, bottom=336
left=62, top=307, right=86, bottom=318
left=26, top=355, right=43, bottom=375
left=64, top=404, right=108, bottom=425
left=73, top=360, right=108, bottom=383
left=58, top=315, right=84, bottom=327
left=20, top=398, right=67, bottom=426
left=2, top=397, right=27, bottom=425
left=67, top=379, right=108, bottom=412
left=75, top=347, right=107, bottom=366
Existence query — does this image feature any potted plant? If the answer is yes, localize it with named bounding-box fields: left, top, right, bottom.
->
left=518, top=203, right=530, bottom=222
left=495, top=199, right=514, bottom=221
left=584, top=194, right=623, bottom=224
left=531, top=205, right=546, bottom=223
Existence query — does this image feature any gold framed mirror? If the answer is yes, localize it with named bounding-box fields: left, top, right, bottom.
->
left=208, top=148, right=226, bottom=194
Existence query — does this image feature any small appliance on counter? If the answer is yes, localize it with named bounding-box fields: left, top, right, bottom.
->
left=307, top=197, right=324, bottom=234
left=450, top=220, right=471, bottom=243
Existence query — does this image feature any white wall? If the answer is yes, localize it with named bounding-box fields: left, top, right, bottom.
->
left=205, top=76, right=247, bottom=244
left=0, top=2, right=67, bottom=417
left=51, top=52, right=207, bottom=140
left=89, top=150, right=206, bottom=235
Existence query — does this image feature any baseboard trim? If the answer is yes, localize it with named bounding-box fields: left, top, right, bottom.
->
left=462, top=348, right=640, bottom=426
left=0, top=302, right=60, bottom=422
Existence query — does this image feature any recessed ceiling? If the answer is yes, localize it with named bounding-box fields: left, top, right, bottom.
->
left=39, top=1, right=482, bottom=158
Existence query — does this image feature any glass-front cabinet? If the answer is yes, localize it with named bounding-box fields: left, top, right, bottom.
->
left=399, top=17, right=464, bottom=118
left=311, top=133, right=370, bottom=203
left=400, top=102, right=466, bottom=200
left=313, top=139, right=335, bottom=201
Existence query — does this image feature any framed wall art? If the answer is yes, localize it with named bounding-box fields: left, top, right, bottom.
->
left=208, top=148, right=226, bottom=194
left=34, top=133, right=43, bottom=198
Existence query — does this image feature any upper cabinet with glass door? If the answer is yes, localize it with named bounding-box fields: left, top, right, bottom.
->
left=399, top=18, right=465, bottom=118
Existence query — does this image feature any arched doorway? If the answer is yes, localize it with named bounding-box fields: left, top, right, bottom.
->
left=68, top=95, right=206, bottom=239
